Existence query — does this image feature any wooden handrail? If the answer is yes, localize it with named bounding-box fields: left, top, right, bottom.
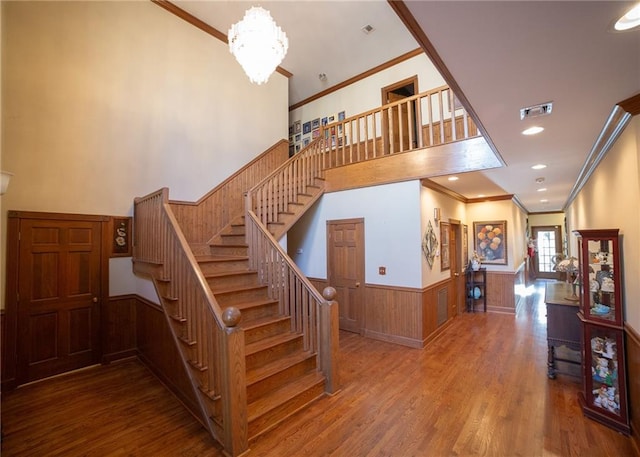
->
left=317, top=85, right=479, bottom=168
left=245, top=210, right=339, bottom=392
left=133, top=187, right=247, bottom=455
left=247, top=139, right=326, bottom=227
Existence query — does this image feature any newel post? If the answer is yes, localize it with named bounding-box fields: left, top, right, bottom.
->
left=220, top=307, right=249, bottom=457
left=320, top=286, right=340, bottom=394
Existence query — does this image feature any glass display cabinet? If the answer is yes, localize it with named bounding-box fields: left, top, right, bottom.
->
left=574, top=229, right=629, bottom=435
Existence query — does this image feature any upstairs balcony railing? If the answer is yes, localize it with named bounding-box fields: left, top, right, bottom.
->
left=314, top=84, right=479, bottom=169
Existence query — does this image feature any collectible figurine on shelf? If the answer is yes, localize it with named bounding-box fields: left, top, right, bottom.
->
left=594, top=357, right=610, bottom=382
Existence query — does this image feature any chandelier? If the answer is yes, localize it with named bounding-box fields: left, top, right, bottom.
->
left=228, top=7, right=288, bottom=85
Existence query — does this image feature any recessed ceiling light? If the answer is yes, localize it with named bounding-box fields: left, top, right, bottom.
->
left=615, top=4, right=640, bottom=31
left=537, top=188, right=547, bottom=192
left=522, top=126, right=544, bottom=135
left=540, top=199, right=549, bottom=203
left=532, top=164, right=547, bottom=170
left=448, top=176, right=459, bottom=181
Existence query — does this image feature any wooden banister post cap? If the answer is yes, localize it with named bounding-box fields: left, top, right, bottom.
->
left=322, top=286, right=337, bottom=301
left=222, top=307, right=242, bottom=327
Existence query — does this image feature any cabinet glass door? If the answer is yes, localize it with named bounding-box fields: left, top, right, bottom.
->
left=583, top=323, right=628, bottom=423
left=578, top=235, right=622, bottom=325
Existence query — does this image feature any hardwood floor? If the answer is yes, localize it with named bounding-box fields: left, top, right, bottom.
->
left=1, top=280, right=637, bottom=456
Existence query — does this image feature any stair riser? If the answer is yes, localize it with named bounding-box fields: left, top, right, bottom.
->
left=215, top=287, right=269, bottom=307
left=225, top=225, right=246, bottom=236
left=248, top=381, right=325, bottom=440
left=246, top=337, right=304, bottom=371
left=247, top=357, right=317, bottom=404
left=219, top=234, right=247, bottom=246
left=207, top=273, right=259, bottom=291
left=198, top=259, right=249, bottom=275
left=244, top=319, right=291, bottom=345
left=233, top=302, right=280, bottom=322
left=209, top=245, right=248, bottom=257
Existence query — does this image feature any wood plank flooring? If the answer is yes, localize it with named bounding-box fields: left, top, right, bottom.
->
left=1, top=280, right=637, bottom=456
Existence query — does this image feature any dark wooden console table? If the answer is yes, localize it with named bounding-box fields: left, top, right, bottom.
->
left=545, top=282, right=582, bottom=379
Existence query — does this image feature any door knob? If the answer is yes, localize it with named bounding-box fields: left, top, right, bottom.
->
left=355, top=282, right=360, bottom=287
left=92, top=297, right=98, bottom=303
left=454, top=272, right=460, bottom=277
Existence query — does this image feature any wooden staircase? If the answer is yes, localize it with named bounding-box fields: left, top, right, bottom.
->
left=187, top=215, right=327, bottom=440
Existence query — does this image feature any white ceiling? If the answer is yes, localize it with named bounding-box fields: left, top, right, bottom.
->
left=174, top=0, right=640, bottom=213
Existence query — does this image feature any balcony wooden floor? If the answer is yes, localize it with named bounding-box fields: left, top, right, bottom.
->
left=1, top=281, right=637, bottom=457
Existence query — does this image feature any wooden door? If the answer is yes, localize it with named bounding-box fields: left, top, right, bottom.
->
left=17, top=218, right=102, bottom=383
left=327, top=219, right=365, bottom=333
left=450, top=222, right=465, bottom=317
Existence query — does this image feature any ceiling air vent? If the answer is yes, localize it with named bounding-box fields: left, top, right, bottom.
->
left=520, top=102, right=553, bottom=120
left=361, top=24, right=374, bottom=34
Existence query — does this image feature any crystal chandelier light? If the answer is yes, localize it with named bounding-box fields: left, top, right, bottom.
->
left=228, top=7, right=288, bottom=85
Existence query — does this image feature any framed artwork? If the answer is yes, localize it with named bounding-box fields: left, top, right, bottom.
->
left=294, top=121, right=301, bottom=133
left=303, top=137, right=310, bottom=146
left=289, top=125, right=294, bottom=136
left=295, top=133, right=301, bottom=142
left=303, top=121, right=311, bottom=134
left=463, top=224, right=469, bottom=268
left=440, top=222, right=450, bottom=270
left=338, top=110, right=346, bottom=121
left=473, top=220, right=507, bottom=265
left=312, top=128, right=320, bottom=139
left=321, top=117, right=328, bottom=126
left=311, top=118, right=320, bottom=129
left=111, top=216, right=132, bottom=257
left=328, top=115, right=335, bottom=122
left=422, top=220, right=437, bottom=268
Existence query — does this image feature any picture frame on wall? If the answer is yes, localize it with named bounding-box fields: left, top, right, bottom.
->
left=111, top=216, right=132, bottom=257
left=303, top=121, right=311, bottom=134
left=473, top=220, right=507, bottom=265
left=311, top=118, right=320, bottom=129
left=440, top=222, right=450, bottom=270
left=294, top=121, right=301, bottom=133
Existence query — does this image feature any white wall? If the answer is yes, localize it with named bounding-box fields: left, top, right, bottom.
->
left=289, top=54, right=445, bottom=138
left=566, top=116, right=640, bottom=332
left=288, top=181, right=423, bottom=288
left=0, top=1, right=289, bottom=307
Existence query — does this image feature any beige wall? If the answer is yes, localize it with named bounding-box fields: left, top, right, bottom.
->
left=0, top=1, right=289, bottom=308
left=466, top=199, right=527, bottom=272
left=566, top=116, right=640, bottom=332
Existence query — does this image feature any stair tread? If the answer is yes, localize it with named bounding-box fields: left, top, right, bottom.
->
left=245, top=332, right=302, bottom=356
left=214, top=283, right=267, bottom=295
left=209, top=243, right=248, bottom=248
left=246, top=350, right=315, bottom=386
left=247, top=371, right=325, bottom=420
left=195, top=254, right=248, bottom=262
left=204, top=270, right=255, bottom=279
left=229, top=298, right=279, bottom=311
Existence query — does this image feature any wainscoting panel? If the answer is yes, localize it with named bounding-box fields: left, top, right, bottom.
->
left=364, top=284, right=423, bottom=348
left=625, top=324, right=640, bottom=449
left=422, top=280, right=454, bottom=346
left=486, top=271, right=517, bottom=314
left=103, top=295, right=138, bottom=363
left=135, top=297, right=201, bottom=420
